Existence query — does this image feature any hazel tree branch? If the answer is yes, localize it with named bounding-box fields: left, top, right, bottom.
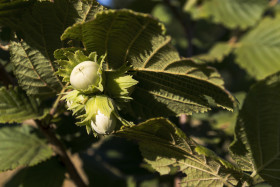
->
left=35, top=120, right=87, bottom=187
left=37, top=83, right=88, bottom=187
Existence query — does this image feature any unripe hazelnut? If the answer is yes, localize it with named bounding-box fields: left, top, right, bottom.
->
left=91, top=110, right=117, bottom=135
left=70, top=61, right=99, bottom=90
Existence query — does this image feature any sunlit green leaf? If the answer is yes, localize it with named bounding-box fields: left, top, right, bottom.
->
left=234, top=15, right=280, bottom=80
left=61, top=9, right=235, bottom=118
left=196, top=42, right=233, bottom=63
left=10, top=41, right=63, bottom=97
left=185, top=0, right=268, bottom=29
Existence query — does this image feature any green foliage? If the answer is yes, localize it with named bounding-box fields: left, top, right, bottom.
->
left=0, top=0, right=33, bottom=21
left=4, top=157, right=65, bottom=187
left=196, top=42, right=233, bottom=63
left=61, top=90, right=88, bottom=115
left=10, top=41, right=63, bottom=97
left=105, top=66, right=139, bottom=100
left=61, top=9, right=234, bottom=118
left=0, top=125, right=53, bottom=172
left=185, top=0, right=268, bottom=29
left=151, top=3, right=187, bottom=52
left=80, top=136, right=174, bottom=187
left=61, top=9, right=172, bottom=70
left=1, top=0, right=279, bottom=186
left=234, top=15, right=280, bottom=80
left=208, top=92, right=246, bottom=136
left=230, top=72, right=280, bottom=186
left=0, top=58, right=12, bottom=73
left=129, top=67, right=234, bottom=118
left=55, top=50, right=105, bottom=93
left=55, top=50, right=99, bottom=83
left=7, top=0, right=104, bottom=97
left=0, top=86, right=48, bottom=123
left=116, top=118, right=248, bottom=186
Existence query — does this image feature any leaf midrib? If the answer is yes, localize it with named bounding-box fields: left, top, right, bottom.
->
left=123, top=20, right=151, bottom=63
left=119, top=130, right=235, bottom=186
left=17, top=41, right=59, bottom=93
left=133, top=68, right=227, bottom=89
left=37, top=14, right=63, bottom=89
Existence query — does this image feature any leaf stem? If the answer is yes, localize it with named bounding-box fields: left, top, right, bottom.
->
left=50, top=82, right=70, bottom=115
left=35, top=120, right=87, bottom=187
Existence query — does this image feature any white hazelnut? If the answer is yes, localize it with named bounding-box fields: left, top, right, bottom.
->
left=70, top=61, right=99, bottom=90
left=91, top=110, right=116, bottom=135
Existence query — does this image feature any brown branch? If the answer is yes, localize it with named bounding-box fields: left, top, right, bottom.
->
left=163, top=0, right=194, bottom=57
left=36, top=120, right=87, bottom=187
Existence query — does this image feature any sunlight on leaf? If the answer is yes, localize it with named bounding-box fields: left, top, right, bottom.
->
left=61, top=9, right=235, bottom=118
left=116, top=118, right=249, bottom=187
left=185, top=0, right=268, bottom=29
left=234, top=15, right=280, bottom=80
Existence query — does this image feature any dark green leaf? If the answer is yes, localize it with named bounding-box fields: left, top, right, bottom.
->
left=116, top=118, right=248, bottom=186
left=0, top=125, right=53, bottom=172
left=129, top=67, right=234, bottom=118
left=0, top=0, right=33, bottom=24
left=4, top=157, right=65, bottom=187
left=61, top=9, right=173, bottom=70
left=0, top=86, right=48, bottom=123
left=9, top=0, right=104, bottom=97
left=10, top=41, right=63, bottom=97
left=61, top=9, right=235, bottom=118
left=230, top=72, right=280, bottom=186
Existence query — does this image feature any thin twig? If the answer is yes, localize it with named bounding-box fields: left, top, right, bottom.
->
left=163, top=0, right=194, bottom=57
left=35, top=120, right=87, bottom=187
left=40, top=82, right=88, bottom=186
left=50, top=82, right=70, bottom=115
